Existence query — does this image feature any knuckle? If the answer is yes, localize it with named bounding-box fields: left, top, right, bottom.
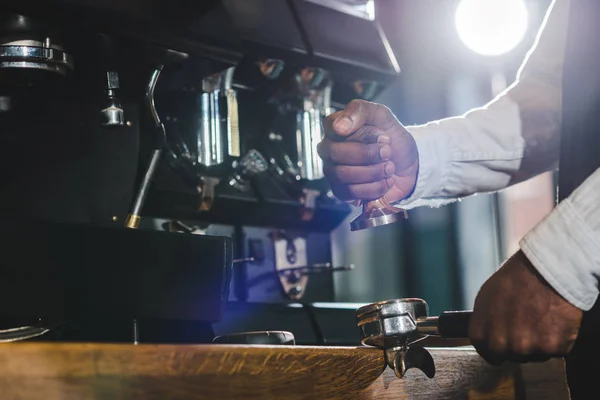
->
left=367, top=145, right=381, bottom=163
left=375, top=104, right=395, bottom=127
left=334, top=166, right=349, bottom=182
left=468, top=326, right=485, bottom=344
left=329, top=143, right=341, bottom=163
left=509, top=337, right=532, bottom=355
left=375, top=103, right=393, bottom=118
left=374, top=163, right=387, bottom=180
left=322, top=165, right=334, bottom=180
left=349, top=99, right=366, bottom=109
left=488, top=336, right=507, bottom=355
left=541, top=337, right=563, bottom=356
left=347, top=184, right=363, bottom=199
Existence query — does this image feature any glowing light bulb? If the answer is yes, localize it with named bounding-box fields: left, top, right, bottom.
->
left=455, top=0, right=529, bottom=56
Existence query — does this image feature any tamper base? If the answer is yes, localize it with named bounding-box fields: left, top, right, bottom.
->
left=350, top=197, right=408, bottom=231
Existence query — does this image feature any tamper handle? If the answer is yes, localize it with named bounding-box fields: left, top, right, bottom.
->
left=437, top=310, right=472, bottom=339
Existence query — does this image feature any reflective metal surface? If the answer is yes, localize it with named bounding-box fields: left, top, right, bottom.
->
left=125, top=66, right=166, bottom=229
left=228, top=149, right=269, bottom=191
left=0, top=41, right=73, bottom=75
left=303, top=0, right=375, bottom=20
left=391, top=345, right=436, bottom=379
left=350, top=197, right=408, bottom=231
left=357, top=297, right=437, bottom=378
left=101, top=71, right=124, bottom=127
left=296, top=106, right=324, bottom=180
left=357, top=298, right=471, bottom=380
left=197, top=67, right=240, bottom=168
left=356, top=298, right=428, bottom=349
left=0, top=325, right=52, bottom=342
left=295, top=68, right=332, bottom=181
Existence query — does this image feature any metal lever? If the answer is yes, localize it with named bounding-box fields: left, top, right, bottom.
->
left=350, top=197, right=408, bottom=231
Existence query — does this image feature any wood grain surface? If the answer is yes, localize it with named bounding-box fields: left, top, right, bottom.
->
left=0, top=343, right=569, bottom=400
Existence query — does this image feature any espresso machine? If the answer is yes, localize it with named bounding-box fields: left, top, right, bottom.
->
left=0, top=0, right=402, bottom=346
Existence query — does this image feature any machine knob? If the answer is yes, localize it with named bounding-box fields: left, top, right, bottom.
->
left=101, top=71, right=124, bottom=127
left=101, top=97, right=124, bottom=127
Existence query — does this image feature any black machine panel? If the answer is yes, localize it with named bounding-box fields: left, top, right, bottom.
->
left=223, top=0, right=308, bottom=59
left=292, top=0, right=400, bottom=79
left=0, top=0, right=400, bottom=80
left=0, top=216, right=233, bottom=324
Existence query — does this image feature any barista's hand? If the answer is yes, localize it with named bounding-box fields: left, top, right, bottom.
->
left=318, top=100, right=418, bottom=202
left=469, top=250, right=583, bottom=365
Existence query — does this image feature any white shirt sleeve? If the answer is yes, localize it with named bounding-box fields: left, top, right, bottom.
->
left=397, top=0, right=568, bottom=210
left=520, top=169, right=600, bottom=310
left=392, top=0, right=600, bottom=311
left=398, top=94, right=528, bottom=210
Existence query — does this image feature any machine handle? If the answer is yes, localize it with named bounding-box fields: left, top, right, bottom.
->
left=437, top=310, right=472, bottom=339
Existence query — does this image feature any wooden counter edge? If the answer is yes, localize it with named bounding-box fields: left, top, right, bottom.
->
left=0, top=342, right=570, bottom=400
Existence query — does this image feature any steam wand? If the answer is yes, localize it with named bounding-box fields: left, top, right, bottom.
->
left=125, top=66, right=165, bottom=229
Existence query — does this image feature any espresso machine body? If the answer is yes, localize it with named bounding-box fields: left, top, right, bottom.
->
left=0, top=0, right=401, bottom=345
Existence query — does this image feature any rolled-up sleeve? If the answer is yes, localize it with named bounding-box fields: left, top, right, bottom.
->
left=521, top=169, right=600, bottom=310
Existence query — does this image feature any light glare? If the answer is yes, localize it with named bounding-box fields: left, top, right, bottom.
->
left=455, top=0, right=529, bottom=56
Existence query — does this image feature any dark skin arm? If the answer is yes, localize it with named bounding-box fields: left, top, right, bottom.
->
left=469, top=250, right=582, bottom=365
left=320, top=99, right=584, bottom=364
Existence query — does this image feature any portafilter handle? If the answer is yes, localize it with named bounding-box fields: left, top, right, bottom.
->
left=417, top=310, right=473, bottom=339
left=350, top=197, right=408, bottom=231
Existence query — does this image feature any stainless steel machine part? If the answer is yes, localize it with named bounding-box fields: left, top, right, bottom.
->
left=350, top=197, right=408, bottom=231
left=125, top=66, right=165, bottom=229
left=228, top=149, right=269, bottom=191
left=0, top=39, right=73, bottom=75
left=295, top=67, right=332, bottom=181
left=101, top=71, right=124, bottom=127
left=198, top=67, right=240, bottom=167
left=356, top=298, right=472, bottom=379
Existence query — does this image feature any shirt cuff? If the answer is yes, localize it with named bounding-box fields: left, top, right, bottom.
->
left=395, top=123, right=454, bottom=209
left=520, top=198, right=600, bottom=311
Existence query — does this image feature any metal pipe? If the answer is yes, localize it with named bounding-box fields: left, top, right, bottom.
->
left=125, top=65, right=166, bottom=229
left=125, top=148, right=162, bottom=228
left=146, top=66, right=164, bottom=128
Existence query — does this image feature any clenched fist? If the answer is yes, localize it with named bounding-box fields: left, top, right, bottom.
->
left=469, top=250, right=583, bottom=365
left=318, top=99, right=419, bottom=203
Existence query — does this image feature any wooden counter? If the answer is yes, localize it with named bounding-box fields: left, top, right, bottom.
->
left=0, top=343, right=569, bottom=399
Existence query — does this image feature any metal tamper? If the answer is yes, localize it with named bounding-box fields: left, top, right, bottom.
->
left=356, top=298, right=472, bottom=379
left=350, top=197, right=408, bottom=231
